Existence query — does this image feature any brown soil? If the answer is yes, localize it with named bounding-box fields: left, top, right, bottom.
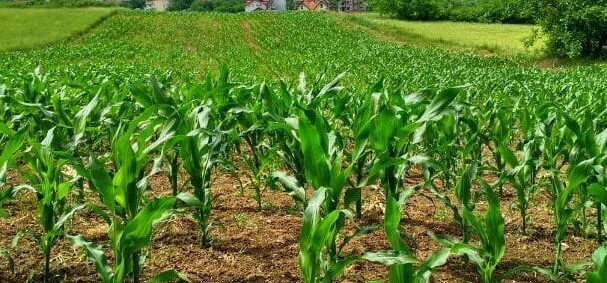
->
left=0, top=165, right=597, bottom=283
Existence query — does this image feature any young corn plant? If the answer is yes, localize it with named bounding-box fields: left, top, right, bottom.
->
left=68, top=109, right=183, bottom=283
left=131, top=75, right=186, bottom=197
left=432, top=182, right=505, bottom=283
left=356, top=85, right=463, bottom=282
left=499, top=139, right=541, bottom=234
left=72, top=116, right=185, bottom=283
left=0, top=127, right=26, bottom=274
left=574, top=128, right=607, bottom=243
left=588, top=158, right=607, bottom=244
left=363, top=250, right=450, bottom=283
left=231, top=84, right=276, bottom=211
left=362, top=185, right=451, bottom=283
left=0, top=126, right=26, bottom=215
left=299, top=188, right=357, bottom=283
left=179, top=104, right=226, bottom=247
left=273, top=75, right=374, bottom=282
left=276, top=113, right=368, bottom=282
left=14, top=128, right=83, bottom=283
left=562, top=114, right=599, bottom=235
left=538, top=114, right=589, bottom=274
left=66, top=197, right=186, bottom=283
left=266, top=72, right=347, bottom=189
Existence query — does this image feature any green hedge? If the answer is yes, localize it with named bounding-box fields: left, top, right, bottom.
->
left=370, top=0, right=536, bottom=23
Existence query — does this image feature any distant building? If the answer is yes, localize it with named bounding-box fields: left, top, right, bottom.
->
left=338, top=0, right=366, bottom=12
left=273, top=0, right=287, bottom=10
left=146, top=0, right=170, bottom=11
left=245, top=0, right=287, bottom=11
left=245, top=0, right=271, bottom=11
left=296, top=0, right=329, bottom=10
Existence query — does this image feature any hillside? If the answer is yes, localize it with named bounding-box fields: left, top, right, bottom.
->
left=0, top=8, right=117, bottom=52
left=2, top=11, right=606, bottom=92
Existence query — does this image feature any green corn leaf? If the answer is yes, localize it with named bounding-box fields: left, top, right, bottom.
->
left=563, top=115, right=581, bottom=138
left=121, top=196, right=176, bottom=258
left=113, top=134, right=138, bottom=216
left=89, top=159, right=116, bottom=212
left=362, top=251, right=419, bottom=266
left=66, top=234, right=113, bottom=283
left=147, top=270, right=190, bottom=283
left=417, top=87, right=461, bottom=123
left=592, top=246, right=607, bottom=265
left=462, top=207, right=488, bottom=245
left=455, top=169, right=472, bottom=210
left=596, top=128, right=607, bottom=153
left=586, top=246, right=607, bottom=283
left=0, top=121, right=14, bottom=136
left=41, top=127, right=55, bottom=148
left=415, top=248, right=451, bottom=283
left=310, top=210, right=345, bottom=254
left=369, top=110, right=398, bottom=153
left=484, top=185, right=505, bottom=262
left=497, top=143, right=518, bottom=168
left=408, top=155, right=443, bottom=171
left=568, top=159, right=592, bottom=189
left=297, top=118, right=330, bottom=190
left=317, top=71, right=346, bottom=98
left=175, top=192, right=204, bottom=208
left=299, top=188, right=326, bottom=283
left=384, top=193, right=408, bottom=252
left=589, top=183, right=607, bottom=205
left=272, top=171, right=306, bottom=204
left=450, top=243, right=484, bottom=266
left=54, top=204, right=85, bottom=230
left=321, top=256, right=358, bottom=283
left=0, top=127, right=26, bottom=165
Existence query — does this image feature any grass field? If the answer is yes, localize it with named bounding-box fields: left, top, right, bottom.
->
left=1, top=9, right=607, bottom=283
left=0, top=8, right=117, bottom=52
left=340, top=13, right=544, bottom=56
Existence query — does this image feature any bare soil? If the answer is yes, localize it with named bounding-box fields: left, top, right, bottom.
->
left=0, top=166, right=597, bottom=283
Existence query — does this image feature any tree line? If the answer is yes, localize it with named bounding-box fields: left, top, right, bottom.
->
left=372, top=0, right=607, bottom=57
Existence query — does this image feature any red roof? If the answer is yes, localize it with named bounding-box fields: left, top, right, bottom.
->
left=302, top=0, right=318, bottom=10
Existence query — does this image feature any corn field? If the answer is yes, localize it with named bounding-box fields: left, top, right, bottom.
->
left=1, top=10, right=607, bottom=283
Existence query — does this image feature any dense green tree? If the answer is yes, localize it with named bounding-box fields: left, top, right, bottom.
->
left=189, top=0, right=244, bottom=12
left=371, top=0, right=535, bottom=23
left=371, top=0, right=445, bottom=20
left=535, top=0, right=607, bottom=57
left=169, top=0, right=194, bottom=10
left=124, top=0, right=146, bottom=9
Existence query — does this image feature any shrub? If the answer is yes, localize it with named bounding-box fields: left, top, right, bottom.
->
left=449, top=0, right=536, bottom=24
left=190, top=0, right=243, bottom=12
left=372, top=0, right=445, bottom=21
left=536, top=1, right=607, bottom=57
left=169, top=0, right=194, bottom=10
left=123, top=0, right=145, bottom=9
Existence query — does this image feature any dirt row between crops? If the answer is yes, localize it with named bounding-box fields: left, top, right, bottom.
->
left=0, top=165, right=598, bottom=283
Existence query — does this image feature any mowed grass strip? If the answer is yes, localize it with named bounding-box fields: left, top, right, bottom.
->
left=0, top=8, right=117, bottom=52
left=339, top=13, right=544, bottom=56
